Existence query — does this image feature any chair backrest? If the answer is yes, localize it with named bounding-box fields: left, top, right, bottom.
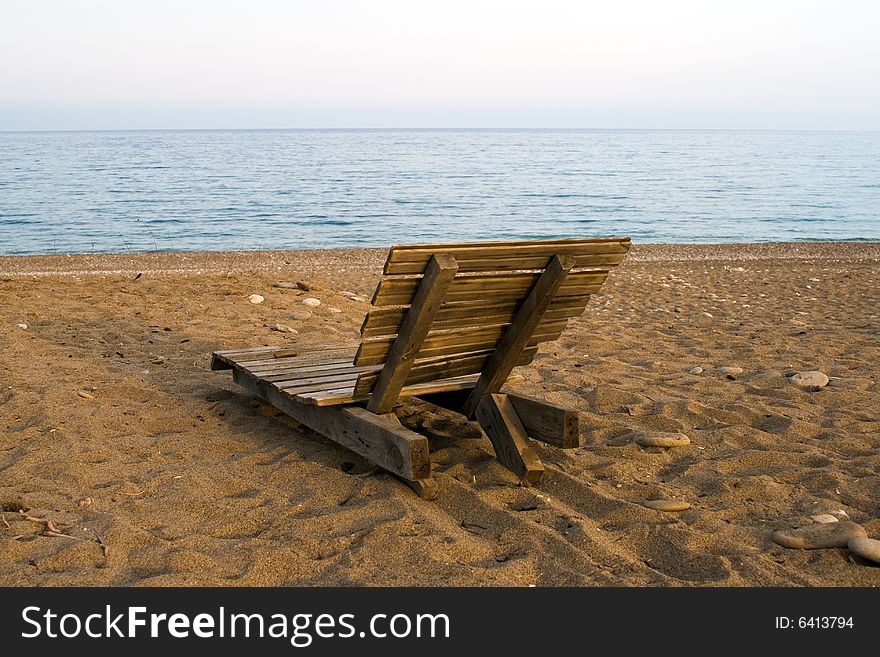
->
left=353, top=237, right=630, bottom=398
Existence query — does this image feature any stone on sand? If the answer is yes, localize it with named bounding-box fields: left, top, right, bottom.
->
left=643, top=499, right=690, bottom=512
left=689, top=366, right=703, bottom=375
left=339, top=290, right=366, bottom=301
left=789, top=371, right=829, bottom=389
left=288, top=310, right=312, bottom=321
left=772, top=520, right=866, bottom=549
left=271, top=323, right=297, bottom=334
left=827, top=377, right=874, bottom=390
left=248, top=294, right=264, bottom=304
left=847, top=537, right=880, bottom=564
left=301, top=298, right=321, bottom=307
left=272, top=281, right=300, bottom=289
left=810, top=513, right=840, bottom=524
left=717, top=366, right=743, bottom=377
left=17, top=323, right=28, bottom=329
left=327, top=307, right=342, bottom=314
left=635, top=432, right=691, bottom=448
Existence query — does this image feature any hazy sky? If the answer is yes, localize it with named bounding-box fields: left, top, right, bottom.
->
left=1, top=0, right=878, bottom=130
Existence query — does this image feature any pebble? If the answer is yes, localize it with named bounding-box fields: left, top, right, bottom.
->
left=327, top=307, right=342, bottom=314
left=301, top=298, right=321, bottom=307
left=248, top=294, right=264, bottom=304
left=643, top=499, right=690, bottom=512
left=288, top=310, right=313, bottom=321
left=789, top=370, right=829, bottom=389
left=271, top=324, right=297, bottom=334
left=689, top=366, right=703, bottom=375
left=771, top=520, right=867, bottom=549
left=810, top=513, right=840, bottom=524
left=17, top=323, right=28, bottom=329
left=349, top=295, right=368, bottom=302
left=635, top=432, right=691, bottom=448
left=827, top=377, right=874, bottom=390
left=77, top=390, right=95, bottom=400
left=272, top=282, right=300, bottom=289
left=717, top=366, right=743, bottom=377
left=847, top=537, right=880, bottom=564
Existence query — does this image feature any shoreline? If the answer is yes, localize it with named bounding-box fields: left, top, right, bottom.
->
left=2, top=242, right=880, bottom=277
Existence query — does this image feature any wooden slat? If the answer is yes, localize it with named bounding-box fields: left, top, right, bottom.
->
left=387, top=251, right=627, bottom=275
left=390, top=236, right=628, bottom=251
left=463, top=254, right=574, bottom=418
left=355, top=318, right=568, bottom=366
left=383, top=237, right=631, bottom=275
left=231, top=347, right=357, bottom=368
left=361, top=295, right=591, bottom=337
left=249, top=359, right=360, bottom=378
left=295, top=372, right=526, bottom=407
left=214, top=343, right=354, bottom=359
left=211, top=346, right=357, bottom=371
left=354, top=347, right=537, bottom=397
left=372, top=270, right=607, bottom=307
left=274, top=372, right=362, bottom=390
left=295, top=385, right=358, bottom=404
left=257, top=362, right=374, bottom=382
left=274, top=378, right=360, bottom=395
left=368, top=253, right=459, bottom=413
left=236, top=357, right=356, bottom=374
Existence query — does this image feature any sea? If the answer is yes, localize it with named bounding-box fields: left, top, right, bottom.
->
left=1, top=129, right=878, bottom=256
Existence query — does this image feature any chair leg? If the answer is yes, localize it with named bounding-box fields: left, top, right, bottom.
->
left=399, top=476, right=439, bottom=500
left=475, top=393, right=545, bottom=485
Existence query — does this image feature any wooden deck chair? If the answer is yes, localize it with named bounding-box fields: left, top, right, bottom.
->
left=210, top=237, right=631, bottom=498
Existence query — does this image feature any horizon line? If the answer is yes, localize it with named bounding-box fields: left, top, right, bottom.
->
left=3, top=126, right=880, bottom=134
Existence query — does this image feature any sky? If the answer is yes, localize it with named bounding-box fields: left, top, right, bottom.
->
left=1, top=0, right=878, bottom=131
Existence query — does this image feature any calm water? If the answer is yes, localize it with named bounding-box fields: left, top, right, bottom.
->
left=1, top=129, right=878, bottom=255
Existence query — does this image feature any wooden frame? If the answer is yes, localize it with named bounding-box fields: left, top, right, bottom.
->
left=210, top=237, right=629, bottom=496
left=366, top=253, right=458, bottom=413
left=231, top=367, right=439, bottom=498
left=462, top=254, right=575, bottom=418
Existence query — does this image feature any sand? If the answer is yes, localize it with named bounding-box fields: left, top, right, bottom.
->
left=1, top=242, right=878, bottom=586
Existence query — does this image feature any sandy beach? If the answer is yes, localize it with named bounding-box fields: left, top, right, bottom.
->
left=1, top=242, right=878, bottom=586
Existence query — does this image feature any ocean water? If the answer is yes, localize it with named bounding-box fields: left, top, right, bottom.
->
left=1, top=129, right=878, bottom=255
